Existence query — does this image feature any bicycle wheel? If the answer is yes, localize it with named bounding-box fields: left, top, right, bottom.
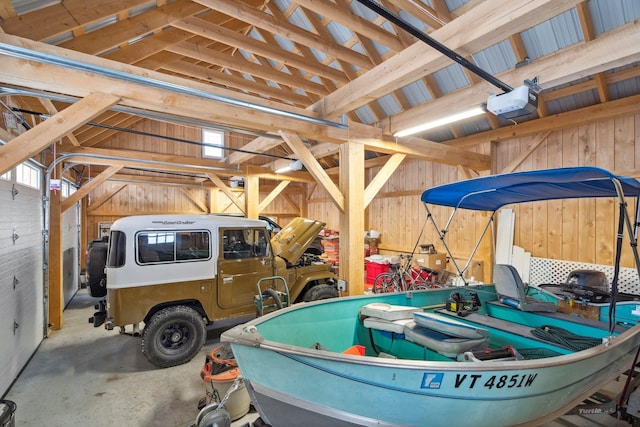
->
left=407, top=267, right=429, bottom=290
left=373, top=273, right=400, bottom=293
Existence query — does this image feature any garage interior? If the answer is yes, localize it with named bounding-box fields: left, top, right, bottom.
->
left=1, top=0, right=640, bottom=425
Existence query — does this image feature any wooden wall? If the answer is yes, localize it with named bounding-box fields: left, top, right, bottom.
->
left=307, top=113, right=640, bottom=281
left=83, top=120, right=304, bottom=250
left=82, top=113, right=640, bottom=280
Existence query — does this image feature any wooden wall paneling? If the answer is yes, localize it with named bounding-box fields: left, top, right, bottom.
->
left=531, top=133, right=548, bottom=258
left=517, top=135, right=534, bottom=257
left=561, top=126, right=580, bottom=262
left=578, top=123, right=597, bottom=264
left=499, top=139, right=520, bottom=258
left=595, top=119, right=615, bottom=266
left=545, top=130, right=563, bottom=260
left=615, top=116, right=636, bottom=268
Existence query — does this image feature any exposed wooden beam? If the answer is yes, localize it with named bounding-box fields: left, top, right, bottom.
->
left=386, top=0, right=448, bottom=29
left=61, top=165, right=123, bottom=212
left=205, top=172, right=245, bottom=212
left=197, top=0, right=372, bottom=69
left=295, top=0, right=405, bottom=52
left=279, top=130, right=344, bottom=211
left=364, top=153, right=405, bottom=208
left=162, top=60, right=311, bottom=105
left=166, top=41, right=330, bottom=96
left=86, top=183, right=127, bottom=213
left=0, top=92, right=120, bottom=175
left=259, top=180, right=290, bottom=212
left=0, top=34, right=379, bottom=143
left=180, top=187, right=209, bottom=212
left=172, top=16, right=349, bottom=84
left=360, top=136, right=491, bottom=170
left=449, top=93, right=640, bottom=148
left=59, top=145, right=240, bottom=176
left=309, top=0, right=581, bottom=118
left=388, top=19, right=640, bottom=136
left=40, top=98, right=81, bottom=146
left=500, top=132, right=551, bottom=173
left=59, top=0, right=207, bottom=55
left=0, top=0, right=151, bottom=41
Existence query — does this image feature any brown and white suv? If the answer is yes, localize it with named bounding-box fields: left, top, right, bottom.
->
left=90, top=215, right=338, bottom=368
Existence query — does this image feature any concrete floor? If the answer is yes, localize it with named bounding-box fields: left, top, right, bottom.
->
left=5, top=289, right=259, bottom=427
left=3, top=289, right=637, bottom=427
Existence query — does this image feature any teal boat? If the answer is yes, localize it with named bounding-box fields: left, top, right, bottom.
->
left=222, top=167, right=640, bottom=427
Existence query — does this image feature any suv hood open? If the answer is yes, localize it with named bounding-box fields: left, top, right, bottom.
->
left=270, top=217, right=325, bottom=263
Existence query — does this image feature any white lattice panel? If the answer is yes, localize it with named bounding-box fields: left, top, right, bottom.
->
left=529, top=257, right=640, bottom=294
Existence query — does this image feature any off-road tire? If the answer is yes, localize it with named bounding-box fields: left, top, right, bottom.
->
left=303, top=283, right=339, bottom=302
left=141, top=305, right=206, bottom=368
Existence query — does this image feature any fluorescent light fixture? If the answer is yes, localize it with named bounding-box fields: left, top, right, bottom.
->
left=275, top=159, right=303, bottom=174
left=393, top=106, right=486, bottom=137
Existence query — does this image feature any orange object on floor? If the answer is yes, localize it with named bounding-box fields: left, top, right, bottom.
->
left=342, top=345, right=365, bottom=356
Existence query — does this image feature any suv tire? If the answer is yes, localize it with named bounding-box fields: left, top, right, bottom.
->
left=142, top=305, right=206, bottom=368
left=303, top=283, right=339, bottom=302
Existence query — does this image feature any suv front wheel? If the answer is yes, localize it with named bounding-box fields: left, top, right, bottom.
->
left=141, top=305, right=206, bottom=368
left=303, top=283, right=339, bottom=302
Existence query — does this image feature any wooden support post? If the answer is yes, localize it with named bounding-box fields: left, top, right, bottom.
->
left=48, top=163, right=63, bottom=331
left=339, top=141, right=365, bottom=295
left=245, top=174, right=259, bottom=219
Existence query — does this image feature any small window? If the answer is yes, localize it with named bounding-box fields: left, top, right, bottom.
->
left=223, top=228, right=268, bottom=260
left=137, top=230, right=210, bottom=264
left=202, top=129, right=224, bottom=159
left=16, top=163, right=40, bottom=189
left=0, top=170, right=10, bottom=180
left=107, top=231, right=126, bottom=268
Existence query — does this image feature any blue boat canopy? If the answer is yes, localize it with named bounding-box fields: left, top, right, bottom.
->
left=421, top=167, right=640, bottom=211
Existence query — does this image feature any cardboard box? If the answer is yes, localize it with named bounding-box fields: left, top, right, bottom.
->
left=414, top=253, right=447, bottom=270
left=451, top=259, right=485, bottom=282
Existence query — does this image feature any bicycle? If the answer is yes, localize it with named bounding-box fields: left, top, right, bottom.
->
left=372, top=254, right=440, bottom=293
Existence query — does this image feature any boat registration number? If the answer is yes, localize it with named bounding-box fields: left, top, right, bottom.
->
left=421, top=373, right=537, bottom=390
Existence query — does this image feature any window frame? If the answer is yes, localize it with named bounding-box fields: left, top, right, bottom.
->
left=202, top=128, right=225, bottom=159
left=16, top=162, right=41, bottom=190
left=136, top=229, right=211, bottom=265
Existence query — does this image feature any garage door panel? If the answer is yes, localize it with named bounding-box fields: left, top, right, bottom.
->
left=0, top=291, right=19, bottom=397
left=14, top=281, right=44, bottom=365
left=0, top=180, right=44, bottom=397
left=62, top=206, right=79, bottom=306
left=0, top=230, right=42, bottom=253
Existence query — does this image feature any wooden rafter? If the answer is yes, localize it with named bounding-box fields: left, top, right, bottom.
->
left=0, top=92, right=120, bottom=175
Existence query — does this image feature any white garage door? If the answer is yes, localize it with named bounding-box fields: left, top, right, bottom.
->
left=0, top=174, right=45, bottom=396
left=62, top=202, right=80, bottom=307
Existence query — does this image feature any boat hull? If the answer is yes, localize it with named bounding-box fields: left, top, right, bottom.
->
left=223, top=290, right=640, bottom=427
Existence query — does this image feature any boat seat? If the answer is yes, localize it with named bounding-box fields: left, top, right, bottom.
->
left=360, top=303, right=490, bottom=358
left=360, top=303, right=420, bottom=321
left=360, top=303, right=419, bottom=336
left=403, top=321, right=488, bottom=358
left=493, top=264, right=556, bottom=312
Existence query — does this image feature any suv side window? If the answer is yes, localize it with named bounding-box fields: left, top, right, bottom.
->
left=107, top=230, right=126, bottom=267
left=223, top=228, right=269, bottom=259
left=137, top=230, right=210, bottom=264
